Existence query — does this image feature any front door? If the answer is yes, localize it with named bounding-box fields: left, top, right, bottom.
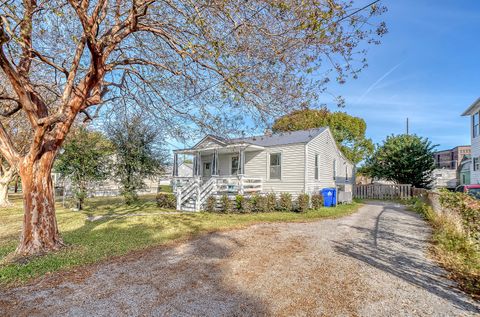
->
left=203, top=162, right=212, bottom=178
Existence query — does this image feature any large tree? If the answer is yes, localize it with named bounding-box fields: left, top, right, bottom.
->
left=107, top=115, right=164, bottom=204
left=362, top=134, right=436, bottom=188
left=55, top=127, right=112, bottom=210
left=0, top=0, right=386, bottom=255
left=272, top=108, right=374, bottom=164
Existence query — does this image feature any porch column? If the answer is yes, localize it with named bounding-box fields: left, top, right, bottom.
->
left=212, top=149, right=219, bottom=176
left=238, top=148, right=245, bottom=176
left=172, top=153, right=179, bottom=177
left=194, top=152, right=202, bottom=177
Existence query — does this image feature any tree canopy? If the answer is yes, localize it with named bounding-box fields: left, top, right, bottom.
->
left=361, top=134, right=436, bottom=188
left=55, top=127, right=112, bottom=210
left=272, top=108, right=374, bottom=164
left=107, top=115, right=165, bottom=204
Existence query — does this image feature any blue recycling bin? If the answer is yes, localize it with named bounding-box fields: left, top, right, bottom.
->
left=321, top=188, right=337, bottom=207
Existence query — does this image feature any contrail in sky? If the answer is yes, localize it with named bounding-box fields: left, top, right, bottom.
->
left=358, top=62, right=403, bottom=102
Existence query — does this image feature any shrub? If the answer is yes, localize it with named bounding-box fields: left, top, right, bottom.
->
left=251, top=194, right=266, bottom=212
left=235, top=195, right=244, bottom=211
left=278, top=193, right=292, bottom=212
left=205, top=196, right=217, bottom=212
left=219, top=194, right=233, bottom=213
left=297, top=194, right=310, bottom=212
left=156, top=192, right=176, bottom=209
left=439, top=190, right=480, bottom=244
left=311, top=193, right=324, bottom=210
left=240, top=197, right=252, bottom=213
left=266, top=193, right=277, bottom=212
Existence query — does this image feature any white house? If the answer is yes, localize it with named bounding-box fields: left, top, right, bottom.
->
left=172, top=127, right=354, bottom=211
left=462, top=98, right=480, bottom=184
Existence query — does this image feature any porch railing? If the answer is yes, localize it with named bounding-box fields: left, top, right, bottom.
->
left=174, top=176, right=263, bottom=211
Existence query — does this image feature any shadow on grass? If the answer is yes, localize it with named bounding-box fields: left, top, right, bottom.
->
left=333, top=201, right=479, bottom=314
left=1, top=219, right=269, bottom=316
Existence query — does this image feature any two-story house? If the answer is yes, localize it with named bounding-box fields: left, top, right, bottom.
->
left=462, top=98, right=480, bottom=184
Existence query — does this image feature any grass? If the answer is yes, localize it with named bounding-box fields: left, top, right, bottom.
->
left=408, top=198, right=480, bottom=299
left=0, top=194, right=361, bottom=287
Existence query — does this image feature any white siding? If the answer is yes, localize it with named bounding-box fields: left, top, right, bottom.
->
left=305, top=130, right=354, bottom=194
left=244, top=143, right=305, bottom=195
left=471, top=115, right=480, bottom=184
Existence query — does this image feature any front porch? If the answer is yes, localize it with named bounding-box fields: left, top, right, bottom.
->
left=172, top=143, right=264, bottom=211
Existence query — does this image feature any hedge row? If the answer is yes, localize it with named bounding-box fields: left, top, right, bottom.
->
left=156, top=192, right=326, bottom=213
left=205, top=192, right=324, bottom=213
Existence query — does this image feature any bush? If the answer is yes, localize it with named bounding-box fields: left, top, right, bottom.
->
left=240, top=197, right=252, bottom=213
left=251, top=194, right=266, bottom=212
left=266, top=193, right=277, bottom=212
left=219, top=194, right=233, bottom=213
left=205, top=196, right=217, bottom=212
left=297, top=194, right=310, bottom=212
left=156, top=192, right=176, bottom=209
left=235, top=195, right=244, bottom=211
left=278, top=193, right=292, bottom=212
left=311, top=193, right=323, bottom=209
left=439, top=190, right=480, bottom=243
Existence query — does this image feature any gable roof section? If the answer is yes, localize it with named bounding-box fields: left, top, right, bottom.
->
left=192, top=134, right=227, bottom=149
left=462, top=97, right=480, bottom=116
left=228, top=128, right=327, bottom=147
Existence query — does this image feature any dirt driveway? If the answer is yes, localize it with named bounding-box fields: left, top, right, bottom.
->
left=1, top=201, right=479, bottom=316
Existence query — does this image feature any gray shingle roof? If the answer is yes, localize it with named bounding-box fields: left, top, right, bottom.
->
left=227, top=127, right=327, bottom=147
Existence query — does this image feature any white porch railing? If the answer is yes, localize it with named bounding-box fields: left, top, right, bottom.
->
left=174, top=176, right=263, bottom=211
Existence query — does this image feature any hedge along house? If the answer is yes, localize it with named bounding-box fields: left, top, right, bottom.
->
left=172, top=128, right=354, bottom=211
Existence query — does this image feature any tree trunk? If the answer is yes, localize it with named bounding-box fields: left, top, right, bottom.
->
left=0, top=166, right=16, bottom=207
left=16, top=154, right=64, bottom=255
left=0, top=180, right=11, bottom=207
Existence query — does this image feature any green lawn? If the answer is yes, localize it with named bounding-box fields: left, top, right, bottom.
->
left=0, top=194, right=361, bottom=287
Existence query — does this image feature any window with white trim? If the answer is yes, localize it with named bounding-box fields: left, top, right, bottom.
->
left=345, top=166, right=349, bottom=182
left=269, top=153, right=281, bottom=179
left=314, top=154, right=319, bottom=180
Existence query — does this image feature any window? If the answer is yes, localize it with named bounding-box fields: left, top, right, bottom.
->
left=314, top=154, right=319, bottom=180
left=231, top=156, right=239, bottom=175
left=269, top=153, right=281, bottom=179
left=473, top=112, right=480, bottom=138
left=333, top=159, right=337, bottom=180
left=474, top=157, right=480, bottom=171
left=345, top=166, right=349, bottom=182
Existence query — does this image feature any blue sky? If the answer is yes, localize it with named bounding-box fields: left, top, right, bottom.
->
left=166, top=1, right=480, bottom=152
left=323, top=0, right=480, bottom=151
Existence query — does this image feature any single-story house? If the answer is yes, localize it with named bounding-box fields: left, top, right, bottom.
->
left=172, top=127, right=354, bottom=211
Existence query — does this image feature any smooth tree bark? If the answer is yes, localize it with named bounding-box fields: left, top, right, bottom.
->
left=0, top=164, right=15, bottom=206
left=0, top=1, right=386, bottom=255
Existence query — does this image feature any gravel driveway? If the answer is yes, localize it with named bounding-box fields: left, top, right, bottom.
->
left=1, top=201, right=479, bottom=316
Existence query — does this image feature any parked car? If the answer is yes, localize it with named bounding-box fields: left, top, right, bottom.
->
left=455, top=184, right=480, bottom=199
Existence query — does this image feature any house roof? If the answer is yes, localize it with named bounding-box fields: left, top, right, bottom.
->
left=462, top=97, right=480, bottom=116
left=227, top=127, right=327, bottom=147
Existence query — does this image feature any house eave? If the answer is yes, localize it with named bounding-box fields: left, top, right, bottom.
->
left=174, top=143, right=264, bottom=155
left=461, top=97, right=480, bottom=116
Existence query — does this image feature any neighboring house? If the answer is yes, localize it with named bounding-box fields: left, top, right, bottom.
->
left=431, top=168, right=458, bottom=189
left=159, top=162, right=193, bottom=186
left=458, top=156, right=471, bottom=186
left=433, top=146, right=471, bottom=169
left=462, top=98, right=480, bottom=184
left=172, top=128, right=354, bottom=211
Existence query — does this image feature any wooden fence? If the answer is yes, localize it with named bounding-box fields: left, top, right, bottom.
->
left=353, top=184, right=412, bottom=200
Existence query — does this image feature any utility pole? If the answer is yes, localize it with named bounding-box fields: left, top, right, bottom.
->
left=406, top=117, right=409, bottom=135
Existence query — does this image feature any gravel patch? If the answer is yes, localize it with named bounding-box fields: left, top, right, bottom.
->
left=1, top=201, right=479, bottom=316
